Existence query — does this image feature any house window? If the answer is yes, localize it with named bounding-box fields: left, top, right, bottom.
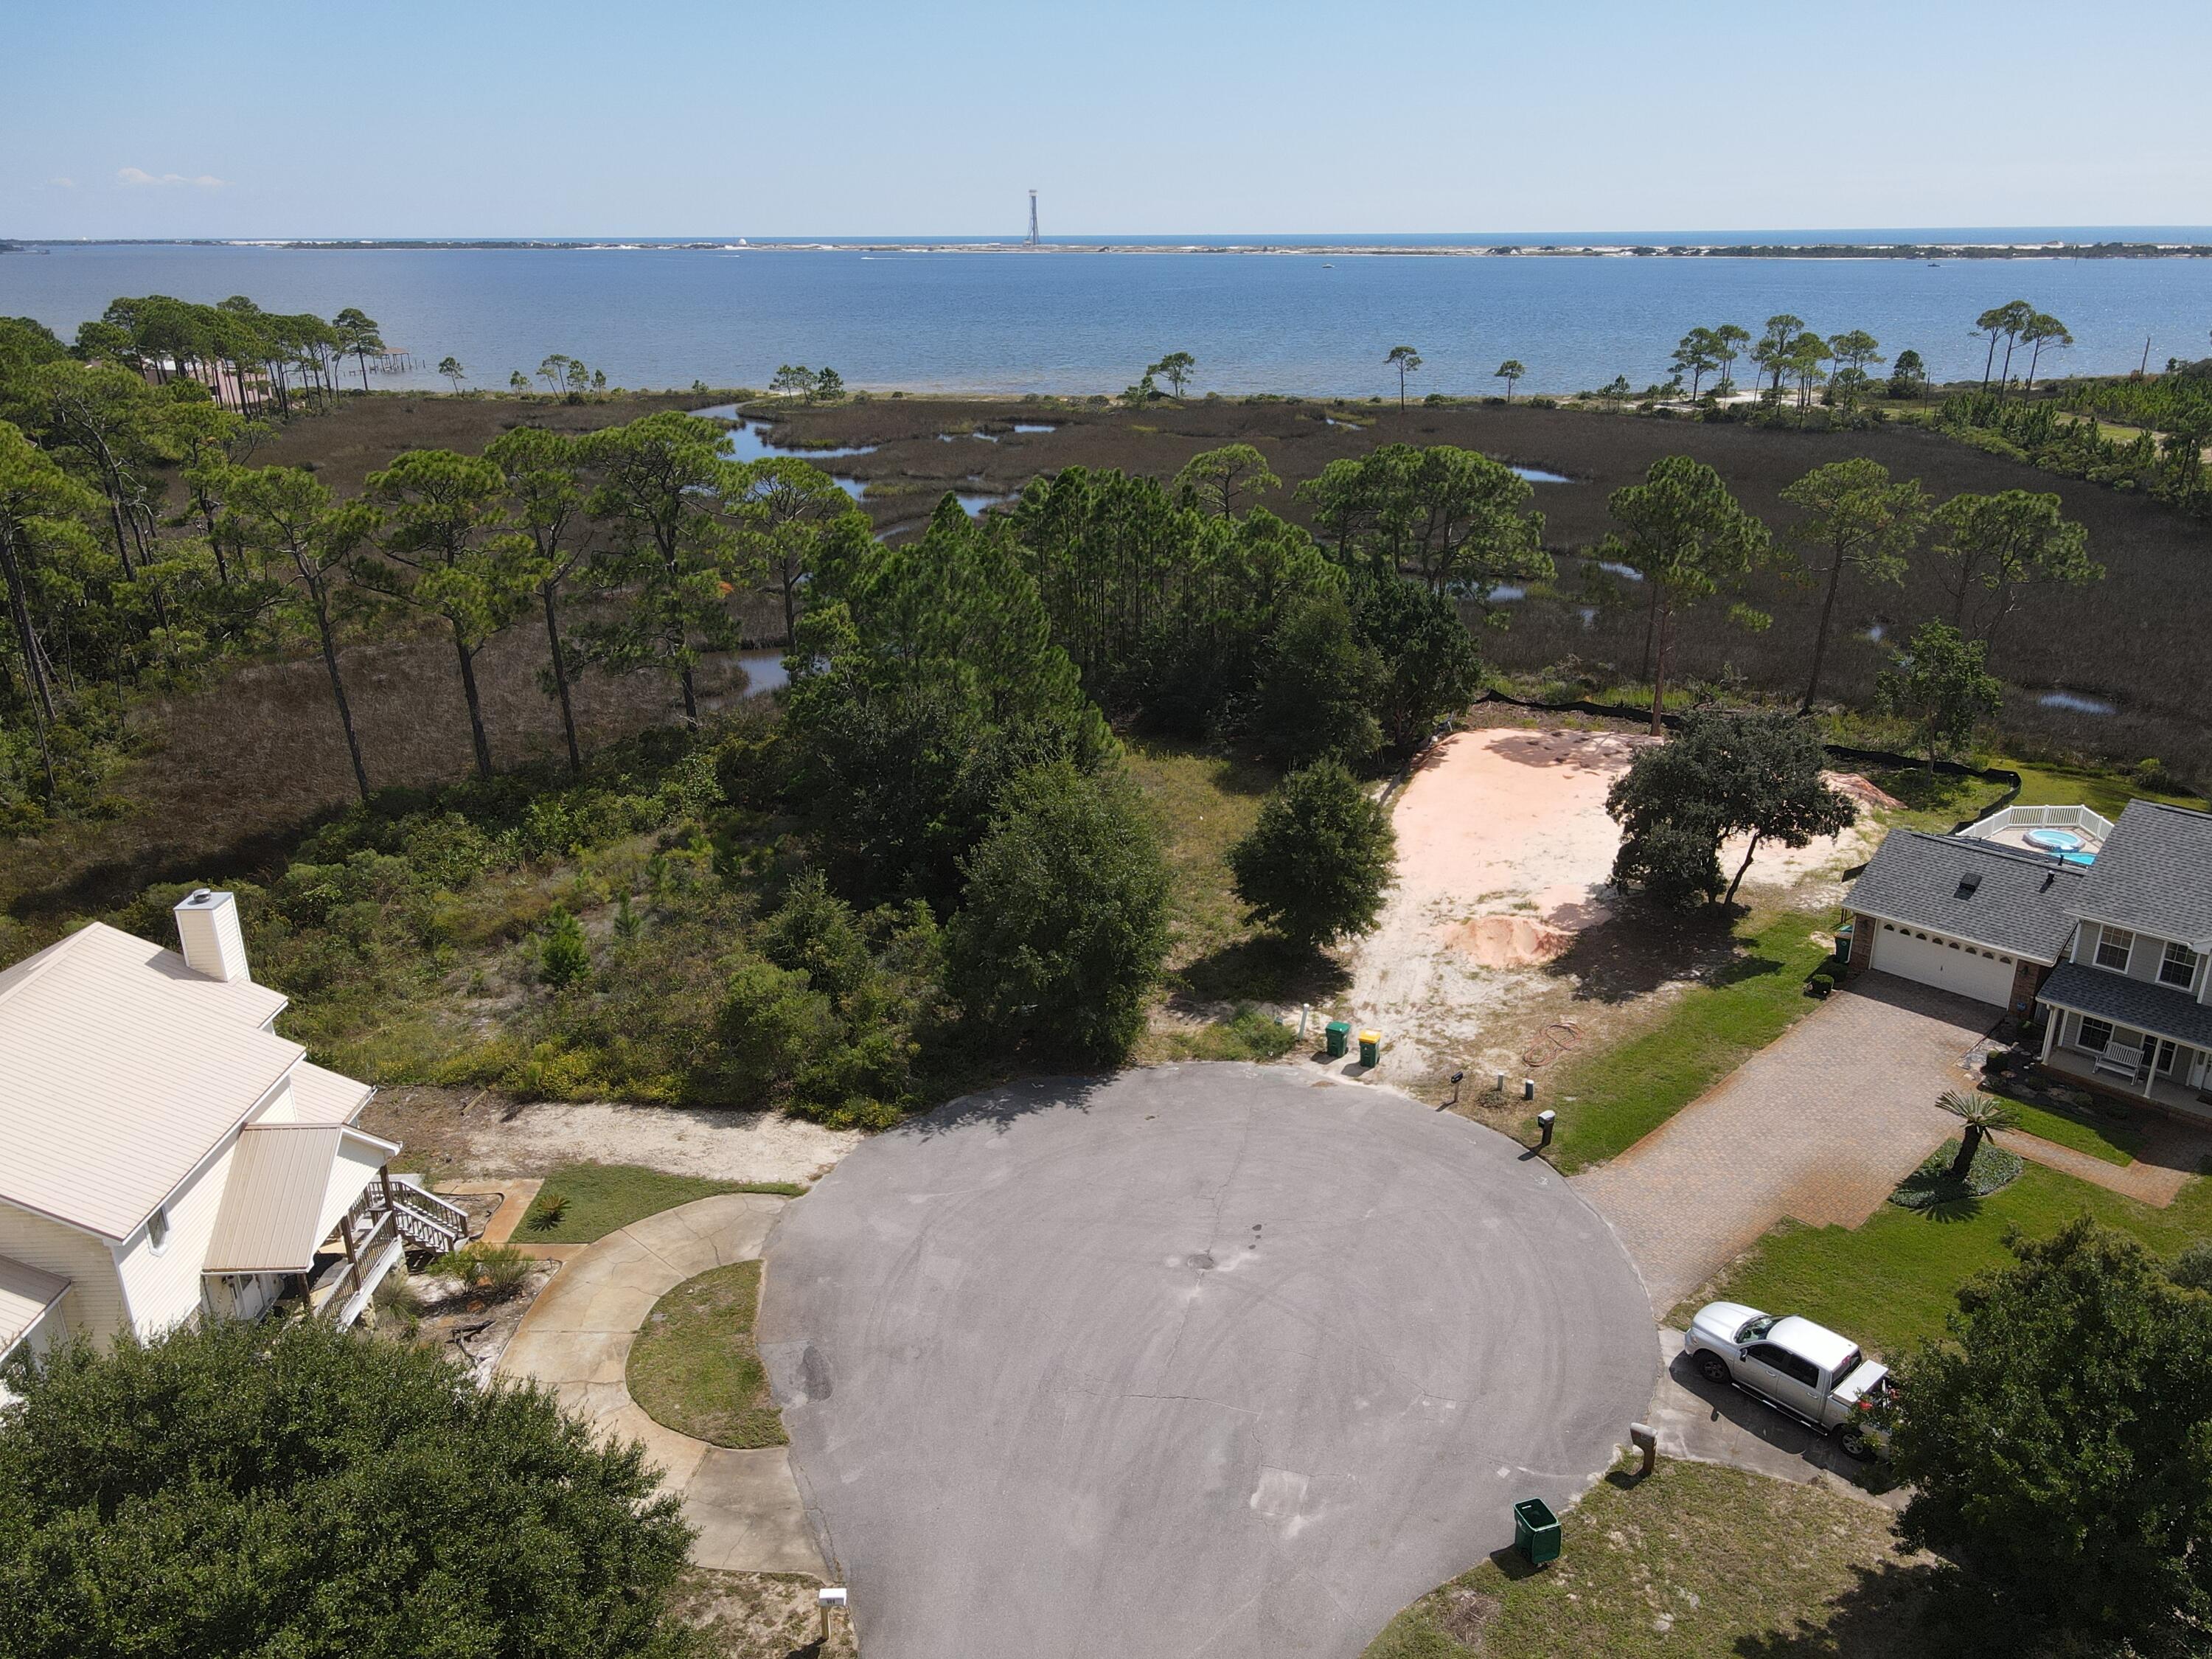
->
left=147, top=1206, right=170, bottom=1253
left=2096, top=928, right=2135, bottom=971
left=2077, top=1016, right=2114, bottom=1053
left=2161, top=941, right=2198, bottom=989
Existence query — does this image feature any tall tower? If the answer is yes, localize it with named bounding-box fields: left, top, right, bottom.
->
left=1027, top=189, right=1039, bottom=248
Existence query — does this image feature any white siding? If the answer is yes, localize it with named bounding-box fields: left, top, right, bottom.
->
left=313, top=1135, right=388, bottom=1247
left=0, top=1203, right=125, bottom=1346
left=113, top=1136, right=239, bottom=1339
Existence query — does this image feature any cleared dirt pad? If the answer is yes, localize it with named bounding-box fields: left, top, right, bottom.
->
left=1345, top=726, right=1875, bottom=1089
left=1346, top=727, right=1644, bottom=1084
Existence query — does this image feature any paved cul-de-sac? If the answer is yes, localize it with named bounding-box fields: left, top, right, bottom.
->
left=757, top=1064, right=1653, bottom=1659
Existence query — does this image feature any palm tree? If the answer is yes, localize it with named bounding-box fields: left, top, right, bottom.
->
left=1495, top=360, right=1526, bottom=403
left=1939, top=1090, right=2020, bottom=1182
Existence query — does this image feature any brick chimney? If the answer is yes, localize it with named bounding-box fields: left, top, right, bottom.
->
left=174, top=888, right=251, bottom=984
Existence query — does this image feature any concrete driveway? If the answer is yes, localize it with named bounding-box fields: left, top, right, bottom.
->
left=1573, top=973, right=1998, bottom=1317
left=497, top=1194, right=826, bottom=1576
left=757, top=1064, right=1653, bottom=1659
left=1644, top=1330, right=1904, bottom=1509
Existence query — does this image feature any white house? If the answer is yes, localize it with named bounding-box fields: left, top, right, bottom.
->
left=1844, top=800, right=2212, bottom=1116
left=0, top=891, right=465, bottom=1394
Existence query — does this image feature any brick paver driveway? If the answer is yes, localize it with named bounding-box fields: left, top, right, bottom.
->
left=1573, top=973, right=1998, bottom=1315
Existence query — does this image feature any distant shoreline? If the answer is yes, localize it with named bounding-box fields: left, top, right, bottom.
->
left=9, top=237, right=2212, bottom=260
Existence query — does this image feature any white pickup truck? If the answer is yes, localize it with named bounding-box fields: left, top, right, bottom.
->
left=1683, top=1301, right=1892, bottom=1458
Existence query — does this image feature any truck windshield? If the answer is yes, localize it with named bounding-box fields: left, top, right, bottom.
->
left=1735, top=1315, right=1776, bottom=1342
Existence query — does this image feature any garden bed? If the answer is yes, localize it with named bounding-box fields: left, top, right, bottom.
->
left=1890, top=1137, right=2024, bottom=1209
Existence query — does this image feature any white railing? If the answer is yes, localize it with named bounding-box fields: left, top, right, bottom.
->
left=1961, top=804, right=2117, bottom=844
left=332, top=1218, right=405, bottom=1328
left=335, top=1176, right=466, bottom=1262
left=383, top=1178, right=466, bottom=1253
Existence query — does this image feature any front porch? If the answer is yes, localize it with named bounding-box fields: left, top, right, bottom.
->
left=2039, top=1043, right=2212, bottom=1124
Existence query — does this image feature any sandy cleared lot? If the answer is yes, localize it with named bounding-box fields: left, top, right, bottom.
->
left=1341, top=726, right=1877, bottom=1087
left=365, top=1090, right=860, bottom=1186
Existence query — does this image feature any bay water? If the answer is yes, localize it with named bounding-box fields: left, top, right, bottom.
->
left=6, top=237, right=2211, bottom=398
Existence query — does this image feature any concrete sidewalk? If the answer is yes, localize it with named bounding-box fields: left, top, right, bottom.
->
left=497, top=1193, right=827, bottom=1576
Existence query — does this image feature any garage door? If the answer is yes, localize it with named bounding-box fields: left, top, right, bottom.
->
left=1868, top=922, right=2017, bottom=1006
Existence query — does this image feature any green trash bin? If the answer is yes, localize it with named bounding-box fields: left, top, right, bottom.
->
left=1358, top=1029, right=1382, bottom=1068
left=1324, top=1020, right=1352, bottom=1058
left=1513, top=1497, right=1561, bottom=1565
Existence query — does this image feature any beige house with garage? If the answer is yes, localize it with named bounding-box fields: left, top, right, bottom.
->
left=0, top=891, right=464, bottom=1397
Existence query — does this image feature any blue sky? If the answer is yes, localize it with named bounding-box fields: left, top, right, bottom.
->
left=7, top=0, right=2211, bottom=239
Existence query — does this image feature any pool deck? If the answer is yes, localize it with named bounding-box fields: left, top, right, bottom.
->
left=1976, top=824, right=2103, bottom=860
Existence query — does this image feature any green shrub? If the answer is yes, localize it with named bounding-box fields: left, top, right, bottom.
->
left=528, top=1190, right=570, bottom=1232
left=946, top=761, right=1171, bottom=1062
left=431, top=1242, right=534, bottom=1294
left=539, top=906, right=591, bottom=987
left=0, top=1318, right=694, bottom=1655
left=2170, top=1241, right=2212, bottom=1293
left=1227, top=760, right=1397, bottom=950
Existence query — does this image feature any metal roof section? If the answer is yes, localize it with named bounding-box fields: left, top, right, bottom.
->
left=280, top=1062, right=375, bottom=1126
left=0, top=1253, right=70, bottom=1352
left=1845, top=831, right=2085, bottom=962
left=2039, top=961, right=2212, bottom=1050
left=199, top=1123, right=395, bottom=1276
left=2070, top=801, right=2212, bottom=948
left=0, top=922, right=303, bottom=1239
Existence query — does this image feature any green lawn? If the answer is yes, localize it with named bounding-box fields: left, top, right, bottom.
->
left=1864, top=768, right=2012, bottom=833
left=1361, top=1456, right=1935, bottom=1659
left=1678, top=1164, right=2212, bottom=1357
left=1123, top=737, right=1279, bottom=974
left=1861, top=754, right=2205, bottom=839
left=1996, top=1092, right=2142, bottom=1165
left=627, top=1261, right=787, bottom=1449
left=1543, top=909, right=1835, bottom=1173
left=519, top=1162, right=806, bottom=1243
left=2003, top=755, right=2205, bottom=821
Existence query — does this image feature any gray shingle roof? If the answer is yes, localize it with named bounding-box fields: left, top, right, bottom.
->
left=2038, top=961, right=2212, bottom=1049
left=2070, top=801, right=2212, bottom=948
left=1846, top=831, right=2084, bottom=962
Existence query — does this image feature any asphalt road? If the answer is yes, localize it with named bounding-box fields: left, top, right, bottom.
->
left=758, top=1065, right=1653, bottom=1659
